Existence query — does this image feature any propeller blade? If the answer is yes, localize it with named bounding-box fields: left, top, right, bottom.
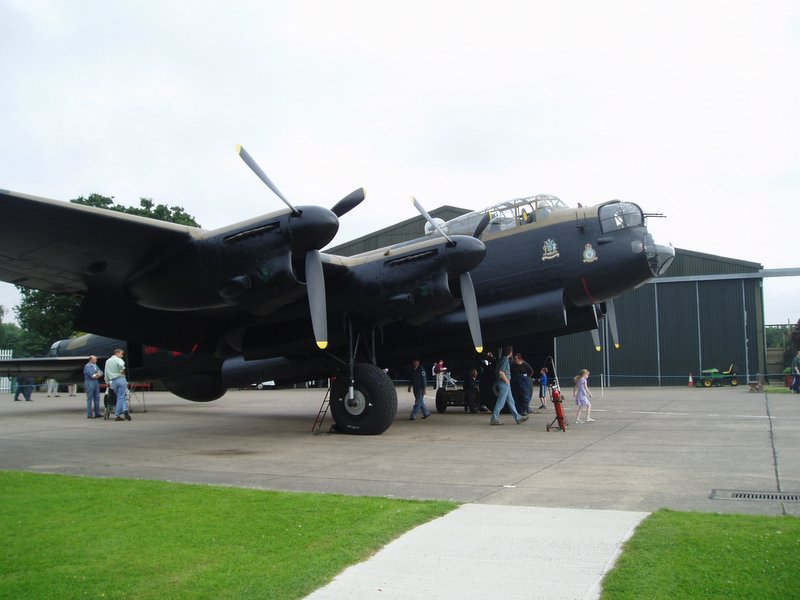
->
left=459, top=272, right=483, bottom=353
left=412, top=197, right=454, bottom=244
left=305, top=250, right=328, bottom=349
left=331, top=188, right=366, bottom=217
left=591, top=328, right=602, bottom=352
left=473, top=212, right=491, bottom=239
left=606, top=299, right=620, bottom=349
left=237, top=144, right=299, bottom=216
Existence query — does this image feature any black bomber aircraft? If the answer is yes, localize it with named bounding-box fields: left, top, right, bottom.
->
left=0, top=146, right=674, bottom=434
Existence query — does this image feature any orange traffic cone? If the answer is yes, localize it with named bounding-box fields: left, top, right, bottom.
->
left=688, top=372, right=694, bottom=387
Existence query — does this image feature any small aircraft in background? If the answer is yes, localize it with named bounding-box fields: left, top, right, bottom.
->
left=0, top=147, right=673, bottom=434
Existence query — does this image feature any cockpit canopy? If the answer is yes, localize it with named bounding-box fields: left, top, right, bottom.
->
left=598, top=202, right=644, bottom=233
left=432, top=194, right=569, bottom=237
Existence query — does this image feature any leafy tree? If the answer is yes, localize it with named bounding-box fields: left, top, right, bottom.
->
left=1, top=322, right=47, bottom=358
left=765, top=325, right=789, bottom=349
left=13, top=194, right=201, bottom=356
left=71, top=194, right=200, bottom=227
left=13, top=288, right=81, bottom=356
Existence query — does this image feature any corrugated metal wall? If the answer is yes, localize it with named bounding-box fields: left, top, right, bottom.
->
left=555, top=277, right=764, bottom=387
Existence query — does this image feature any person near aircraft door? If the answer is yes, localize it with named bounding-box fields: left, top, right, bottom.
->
left=490, top=346, right=529, bottom=425
left=408, top=359, right=431, bottom=421
left=104, top=348, right=131, bottom=421
left=573, top=369, right=594, bottom=423
left=511, top=353, right=534, bottom=415
left=463, top=368, right=480, bottom=413
left=433, top=360, right=446, bottom=390
left=83, top=355, right=104, bottom=418
left=537, top=367, right=549, bottom=410
left=792, top=350, right=800, bottom=393
left=46, top=378, right=60, bottom=397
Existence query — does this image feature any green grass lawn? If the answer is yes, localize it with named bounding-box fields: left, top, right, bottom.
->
left=601, top=509, right=800, bottom=599
left=765, top=385, right=793, bottom=394
left=6, top=472, right=800, bottom=599
left=0, top=471, right=456, bottom=600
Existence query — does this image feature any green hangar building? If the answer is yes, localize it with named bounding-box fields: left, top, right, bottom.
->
left=329, top=206, right=770, bottom=388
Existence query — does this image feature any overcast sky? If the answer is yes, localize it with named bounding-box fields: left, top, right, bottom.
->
left=1, top=0, right=797, bottom=326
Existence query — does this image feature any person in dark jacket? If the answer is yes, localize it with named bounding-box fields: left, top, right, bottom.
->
left=511, top=353, right=534, bottom=415
left=464, top=368, right=480, bottom=413
left=407, top=359, right=432, bottom=421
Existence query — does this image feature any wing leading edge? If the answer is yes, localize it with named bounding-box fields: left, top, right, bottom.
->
left=0, top=189, right=199, bottom=295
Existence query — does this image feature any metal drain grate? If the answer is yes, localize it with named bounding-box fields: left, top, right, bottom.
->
left=711, top=489, right=800, bottom=502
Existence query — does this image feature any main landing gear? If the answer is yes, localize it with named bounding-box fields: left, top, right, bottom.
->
left=326, top=322, right=397, bottom=435
left=329, top=363, right=397, bottom=435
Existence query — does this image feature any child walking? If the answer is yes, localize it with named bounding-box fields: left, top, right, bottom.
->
left=573, top=369, right=594, bottom=423
left=537, top=367, right=549, bottom=410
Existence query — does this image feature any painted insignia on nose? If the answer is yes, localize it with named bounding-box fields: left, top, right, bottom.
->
left=582, top=243, right=598, bottom=263
left=542, top=239, right=560, bottom=261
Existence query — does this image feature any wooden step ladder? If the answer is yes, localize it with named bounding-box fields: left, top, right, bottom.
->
left=312, top=387, right=332, bottom=434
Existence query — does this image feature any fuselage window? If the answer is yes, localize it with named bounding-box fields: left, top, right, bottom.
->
left=599, top=202, right=643, bottom=233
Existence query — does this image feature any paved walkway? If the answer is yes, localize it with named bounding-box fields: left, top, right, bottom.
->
left=305, top=504, right=647, bottom=600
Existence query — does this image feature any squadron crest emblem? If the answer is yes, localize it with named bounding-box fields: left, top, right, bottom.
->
left=582, top=243, right=598, bottom=263
left=541, top=238, right=560, bottom=261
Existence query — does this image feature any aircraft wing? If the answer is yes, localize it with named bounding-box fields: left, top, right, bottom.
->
left=0, top=356, right=88, bottom=381
left=0, top=189, right=198, bottom=294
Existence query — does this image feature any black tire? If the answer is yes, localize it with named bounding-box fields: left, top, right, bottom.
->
left=436, top=388, right=448, bottom=413
left=703, top=379, right=712, bottom=388
left=330, top=363, right=398, bottom=435
left=730, top=378, right=738, bottom=386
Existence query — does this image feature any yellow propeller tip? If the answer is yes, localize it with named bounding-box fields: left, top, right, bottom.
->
left=317, top=341, right=328, bottom=350
left=475, top=346, right=483, bottom=354
left=236, top=144, right=243, bottom=154
left=614, top=343, right=620, bottom=349
left=595, top=346, right=602, bottom=352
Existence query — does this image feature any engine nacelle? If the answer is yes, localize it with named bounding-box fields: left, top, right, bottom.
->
left=164, top=374, right=226, bottom=402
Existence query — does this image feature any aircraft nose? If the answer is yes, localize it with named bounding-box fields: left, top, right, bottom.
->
left=287, top=206, right=340, bottom=252
left=443, top=235, right=487, bottom=273
left=653, top=243, right=675, bottom=276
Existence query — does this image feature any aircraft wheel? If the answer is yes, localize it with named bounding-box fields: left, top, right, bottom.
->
left=330, top=363, right=398, bottom=435
left=436, top=388, right=448, bottom=413
left=730, top=378, right=738, bottom=386
left=703, top=379, right=712, bottom=388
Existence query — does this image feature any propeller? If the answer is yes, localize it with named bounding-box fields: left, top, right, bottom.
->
left=591, top=300, right=620, bottom=351
left=237, top=145, right=299, bottom=216
left=606, top=299, right=620, bottom=349
left=591, top=328, right=602, bottom=352
left=472, top=212, right=491, bottom=239
left=459, top=272, right=483, bottom=353
left=331, top=187, right=366, bottom=217
left=237, top=144, right=357, bottom=350
left=412, top=197, right=454, bottom=244
left=413, top=197, right=484, bottom=353
left=305, top=250, right=327, bottom=349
